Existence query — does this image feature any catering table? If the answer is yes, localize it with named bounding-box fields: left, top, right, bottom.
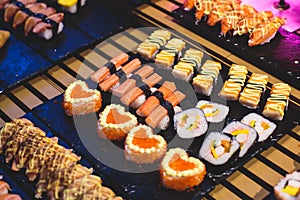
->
left=0, top=0, right=299, bottom=199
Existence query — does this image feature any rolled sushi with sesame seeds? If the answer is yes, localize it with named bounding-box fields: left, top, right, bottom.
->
left=174, top=108, right=208, bottom=139
left=222, top=121, right=257, bottom=157
left=199, top=131, right=239, bottom=165
left=241, top=113, right=277, bottom=142
left=196, top=100, right=229, bottom=123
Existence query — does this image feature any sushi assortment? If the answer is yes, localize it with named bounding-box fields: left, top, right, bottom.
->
left=1, top=0, right=64, bottom=40
left=160, top=148, right=206, bottom=191
left=0, top=118, right=123, bottom=199
left=183, top=0, right=285, bottom=46
left=242, top=113, right=276, bottom=142
left=137, top=29, right=172, bottom=60
left=263, top=83, right=291, bottom=121
left=63, top=80, right=102, bottom=116
left=192, top=60, right=222, bottom=96
left=239, top=73, right=268, bottom=109
left=0, top=177, right=21, bottom=200
left=0, top=30, right=10, bottom=49
left=171, top=48, right=203, bottom=81
left=274, top=171, right=300, bottom=200
left=219, top=64, right=248, bottom=101
left=154, top=38, right=186, bottom=69
left=196, top=100, right=229, bottom=123
left=124, top=125, right=167, bottom=164
left=199, top=131, right=239, bottom=165
left=174, top=108, right=208, bottom=138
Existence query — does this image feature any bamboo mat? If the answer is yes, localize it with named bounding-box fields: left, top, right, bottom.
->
left=0, top=2, right=299, bottom=199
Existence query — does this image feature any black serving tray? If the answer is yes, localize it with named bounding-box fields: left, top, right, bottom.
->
left=0, top=0, right=133, bottom=92
left=27, top=49, right=300, bottom=199
left=170, top=6, right=300, bottom=90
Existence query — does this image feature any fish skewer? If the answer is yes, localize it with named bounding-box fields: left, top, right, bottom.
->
left=136, top=81, right=176, bottom=117
left=120, top=73, right=162, bottom=108
left=146, top=90, right=186, bottom=129
left=112, top=65, right=154, bottom=97
left=99, top=58, right=141, bottom=92
left=90, top=53, right=129, bottom=83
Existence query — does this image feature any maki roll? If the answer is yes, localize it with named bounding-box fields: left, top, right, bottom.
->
left=160, top=148, right=206, bottom=191
left=124, top=125, right=167, bottom=164
left=199, top=132, right=239, bottom=165
left=97, top=104, right=138, bottom=141
left=174, top=108, right=208, bottom=139
left=223, top=121, right=257, bottom=157
left=196, top=100, right=229, bottom=123
left=274, top=171, right=300, bottom=200
left=241, top=113, right=276, bottom=142
left=57, top=0, right=87, bottom=14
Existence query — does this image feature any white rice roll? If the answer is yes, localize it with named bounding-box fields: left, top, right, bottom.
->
left=174, top=108, right=208, bottom=138
left=274, top=171, right=300, bottom=200
left=196, top=100, right=229, bottom=123
left=222, top=121, right=257, bottom=157
left=241, top=113, right=277, bottom=142
left=199, top=132, right=239, bottom=165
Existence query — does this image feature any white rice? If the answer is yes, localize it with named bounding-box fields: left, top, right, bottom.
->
left=62, top=0, right=87, bottom=13
left=222, top=121, right=257, bottom=157
left=241, top=113, right=277, bottom=142
left=158, top=106, right=182, bottom=130
left=38, top=22, right=64, bottom=40
left=196, top=100, right=229, bottom=123
left=199, top=132, right=239, bottom=165
left=274, top=171, right=300, bottom=200
left=174, top=108, right=208, bottom=138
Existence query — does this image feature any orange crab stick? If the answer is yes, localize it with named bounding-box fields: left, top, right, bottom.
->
left=99, top=58, right=141, bottom=92
left=90, top=53, right=129, bottom=83
left=146, top=90, right=186, bottom=128
left=112, top=65, right=154, bottom=97
left=120, top=73, right=162, bottom=106
left=136, top=81, right=176, bottom=117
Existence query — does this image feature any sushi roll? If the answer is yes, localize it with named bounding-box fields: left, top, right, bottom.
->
left=263, top=83, right=291, bottom=121
left=222, top=121, right=257, bottom=157
left=172, top=48, right=203, bottom=81
left=274, top=171, right=300, bottom=200
left=199, top=132, right=239, bottom=165
left=137, top=29, right=171, bottom=60
left=124, top=125, right=167, bottom=164
left=160, top=148, right=206, bottom=191
left=174, top=108, right=208, bottom=139
left=241, top=113, right=276, bottom=142
left=155, top=38, right=186, bottom=69
left=196, top=100, right=229, bottom=123
left=57, top=0, right=87, bottom=14
left=192, top=60, right=222, bottom=96
left=63, top=80, right=102, bottom=116
left=219, top=64, right=248, bottom=101
left=97, top=104, right=138, bottom=141
left=239, top=73, right=268, bottom=109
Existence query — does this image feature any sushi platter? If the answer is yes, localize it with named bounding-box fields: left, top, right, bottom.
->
left=0, top=26, right=299, bottom=200
left=0, top=0, right=299, bottom=199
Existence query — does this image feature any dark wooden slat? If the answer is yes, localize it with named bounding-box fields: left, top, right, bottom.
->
left=23, top=83, right=48, bottom=103
left=255, top=154, right=287, bottom=176
left=273, top=143, right=300, bottom=163
left=221, top=180, right=252, bottom=200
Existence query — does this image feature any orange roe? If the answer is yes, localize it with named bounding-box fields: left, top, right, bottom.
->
left=106, top=108, right=131, bottom=124
left=132, top=129, right=159, bottom=148
left=169, top=154, right=195, bottom=171
left=70, top=85, right=94, bottom=98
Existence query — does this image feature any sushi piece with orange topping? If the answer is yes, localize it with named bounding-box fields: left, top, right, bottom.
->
left=97, top=104, right=138, bottom=141
left=124, top=125, right=167, bottom=164
left=160, top=148, right=206, bottom=191
left=63, top=80, right=102, bottom=116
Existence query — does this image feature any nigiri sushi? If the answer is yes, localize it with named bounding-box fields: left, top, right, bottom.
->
left=57, top=0, right=87, bottom=14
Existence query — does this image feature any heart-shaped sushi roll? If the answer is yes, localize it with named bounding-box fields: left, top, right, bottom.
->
left=196, top=100, right=229, bottom=123
left=97, top=104, right=137, bottom=141
left=63, top=80, right=102, bottom=116
left=124, top=125, right=167, bottom=164
left=223, top=121, right=257, bottom=157
left=274, top=171, right=300, bottom=200
left=160, top=148, right=206, bottom=191
left=241, top=113, right=276, bottom=142
left=174, top=108, right=208, bottom=139
left=199, top=132, right=239, bottom=165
